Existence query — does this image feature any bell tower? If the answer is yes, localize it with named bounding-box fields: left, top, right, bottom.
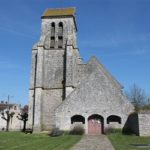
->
left=28, top=8, right=82, bottom=132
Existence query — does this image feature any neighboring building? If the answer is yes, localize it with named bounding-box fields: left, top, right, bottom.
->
left=0, top=101, right=23, bottom=131
left=28, top=7, right=135, bottom=134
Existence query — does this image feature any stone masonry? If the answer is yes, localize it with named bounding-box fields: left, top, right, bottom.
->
left=28, top=7, right=135, bottom=133
left=138, top=113, right=150, bottom=136
left=0, top=103, right=23, bottom=131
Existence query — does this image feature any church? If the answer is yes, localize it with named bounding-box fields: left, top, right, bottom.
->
left=28, top=7, right=135, bottom=134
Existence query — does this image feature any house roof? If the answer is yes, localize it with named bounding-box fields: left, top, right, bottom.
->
left=0, top=103, right=14, bottom=111
left=42, top=7, right=76, bottom=17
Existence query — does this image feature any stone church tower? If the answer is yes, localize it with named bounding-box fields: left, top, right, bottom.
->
left=28, top=7, right=134, bottom=134
left=28, top=8, right=81, bottom=131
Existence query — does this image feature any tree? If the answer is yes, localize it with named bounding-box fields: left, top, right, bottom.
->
left=1, top=110, right=15, bottom=131
left=125, top=84, right=147, bottom=112
left=142, top=97, right=150, bottom=110
left=17, top=105, right=28, bottom=132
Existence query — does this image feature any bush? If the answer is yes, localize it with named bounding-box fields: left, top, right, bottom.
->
left=105, top=127, right=121, bottom=134
left=24, top=128, right=33, bottom=134
left=69, top=125, right=85, bottom=135
left=49, top=128, right=64, bottom=137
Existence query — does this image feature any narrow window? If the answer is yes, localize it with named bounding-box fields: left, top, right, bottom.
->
left=58, top=36, right=63, bottom=48
left=50, top=37, right=55, bottom=48
left=58, top=22, right=63, bottom=36
left=50, top=22, right=55, bottom=48
left=51, top=22, right=55, bottom=37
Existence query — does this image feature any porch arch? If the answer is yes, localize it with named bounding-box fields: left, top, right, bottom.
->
left=107, top=115, right=121, bottom=124
left=88, top=114, right=104, bottom=134
left=71, top=115, right=85, bottom=124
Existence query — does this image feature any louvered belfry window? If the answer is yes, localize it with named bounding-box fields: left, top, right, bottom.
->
left=51, top=22, right=55, bottom=36
left=58, top=22, right=63, bottom=48
left=58, top=36, right=63, bottom=48
left=50, top=37, right=55, bottom=48
left=50, top=22, right=55, bottom=48
left=58, top=22, right=63, bottom=36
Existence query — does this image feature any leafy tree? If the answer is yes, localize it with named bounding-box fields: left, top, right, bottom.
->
left=125, top=84, right=147, bottom=112
left=17, top=105, right=28, bottom=132
left=1, top=110, right=15, bottom=131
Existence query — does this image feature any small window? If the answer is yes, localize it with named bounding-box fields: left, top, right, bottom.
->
left=50, top=37, right=55, bottom=48
left=51, top=22, right=55, bottom=36
left=58, top=36, right=63, bottom=48
left=58, top=22, right=63, bottom=36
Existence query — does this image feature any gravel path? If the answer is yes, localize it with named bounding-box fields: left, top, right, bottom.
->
left=71, top=135, right=115, bottom=150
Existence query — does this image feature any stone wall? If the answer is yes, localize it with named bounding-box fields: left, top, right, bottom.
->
left=43, top=50, right=64, bottom=88
left=41, top=89, right=63, bottom=130
left=0, top=104, right=23, bottom=131
left=55, top=57, right=134, bottom=133
left=122, top=112, right=150, bottom=136
left=41, top=17, right=77, bottom=49
left=139, top=113, right=150, bottom=136
left=28, top=8, right=135, bottom=134
left=28, top=13, right=79, bottom=132
left=0, top=116, right=6, bottom=131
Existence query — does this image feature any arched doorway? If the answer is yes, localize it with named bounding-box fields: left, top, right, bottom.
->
left=71, top=115, right=85, bottom=131
left=107, top=115, right=121, bottom=128
left=71, top=115, right=85, bottom=124
left=88, top=114, right=104, bottom=135
left=107, top=115, right=121, bottom=124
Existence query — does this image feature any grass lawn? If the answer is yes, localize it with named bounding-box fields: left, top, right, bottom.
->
left=0, top=132, right=82, bottom=150
left=107, top=132, right=150, bottom=150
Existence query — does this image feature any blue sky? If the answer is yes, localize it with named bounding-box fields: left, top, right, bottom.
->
left=0, top=0, right=150, bottom=105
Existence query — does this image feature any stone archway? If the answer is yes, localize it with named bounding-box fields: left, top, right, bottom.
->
left=88, top=114, right=104, bottom=135
left=71, top=115, right=85, bottom=124
left=70, top=115, right=85, bottom=132
left=107, top=115, right=121, bottom=124
left=107, top=115, right=121, bottom=128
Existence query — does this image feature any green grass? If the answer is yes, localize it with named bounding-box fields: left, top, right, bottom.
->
left=107, top=132, right=150, bottom=150
left=0, top=132, right=82, bottom=150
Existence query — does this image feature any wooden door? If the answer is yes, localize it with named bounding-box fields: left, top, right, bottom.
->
left=88, top=119, right=101, bottom=134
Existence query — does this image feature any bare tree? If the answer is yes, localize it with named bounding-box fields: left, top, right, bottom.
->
left=125, top=84, right=146, bottom=111
left=17, top=105, right=28, bottom=132
left=1, top=110, right=15, bottom=131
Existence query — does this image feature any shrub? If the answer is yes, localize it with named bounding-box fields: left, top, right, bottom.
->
left=69, top=125, right=85, bottom=135
left=49, top=128, right=64, bottom=137
left=24, top=128, right=33, bottom=134
left=105, top=127, right=121, bottom=134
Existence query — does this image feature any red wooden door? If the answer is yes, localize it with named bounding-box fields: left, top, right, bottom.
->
left=88, top=119, right=101, bottom=134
